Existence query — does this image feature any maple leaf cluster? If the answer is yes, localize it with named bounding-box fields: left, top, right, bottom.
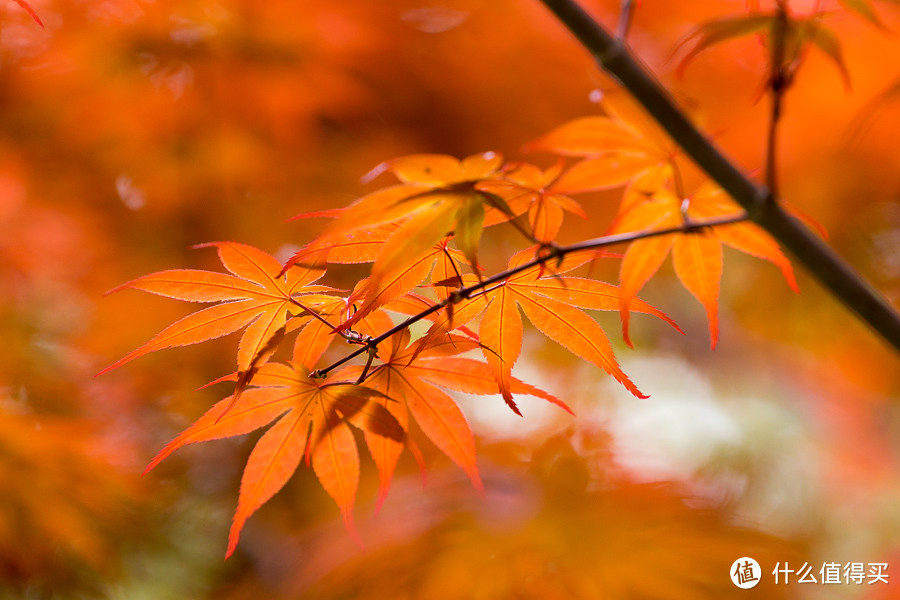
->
left=101, top=88, right=802, bottom=556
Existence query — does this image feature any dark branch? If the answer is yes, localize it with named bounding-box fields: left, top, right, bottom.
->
left=310, top=213, right=749, bottom=379
left=537, top=0, right=900, bottom=354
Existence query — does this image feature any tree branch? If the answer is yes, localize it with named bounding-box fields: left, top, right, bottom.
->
left=310, top=213, right=748, bottom=379
left=537, top=0, right=900, bottom=353
left=766, top=3, right=789, bottom=197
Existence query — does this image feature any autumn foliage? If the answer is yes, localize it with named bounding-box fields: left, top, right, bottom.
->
left=4, top=0, right=900, bottom=597
left=100, top=125, right=804, bottom=553
left=95, top=0, right=876, bottom=558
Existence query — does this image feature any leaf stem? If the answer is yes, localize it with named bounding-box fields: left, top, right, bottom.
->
left=356, top=346, right=377, bottom=384
left=616, top=0, right=635, bottom=40
left=310, top=213, right=748, bottom=379
left=289, top=297, right=367, bottom=345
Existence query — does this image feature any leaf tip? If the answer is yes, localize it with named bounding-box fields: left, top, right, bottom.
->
left=188, top=240, right=238, bottom=252
left=619, top=302, right=636, bottom=348
left=470, top=471, right=485, bottom=496
left=361, top=161, right=390, bottom=185
left=285, top=208, right=344, bottom=222
left=225, top=516, right=246, bottom=560
left=102, top=280, right=133, bottom=297
left=142, top=452, right=169, bottom=476
left=621, top=317, right=635, bottom=349
left=188, top=241, right=218, bottom=250
left=374, top=486, right=389, bottom=515
left=13, top=0, right=43, bottom=28
left=195, top=372, right=238, bottom=391
left=95, top=360, right=122, bottom=378
left=502, top=393, right=522, bottom=417
left=343, top=510, right=364, bottom=550
left=555, top=400, right=576, bottom=417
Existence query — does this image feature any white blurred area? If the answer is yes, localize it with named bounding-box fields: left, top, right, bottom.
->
left=453, top=344, right=823, bottom=538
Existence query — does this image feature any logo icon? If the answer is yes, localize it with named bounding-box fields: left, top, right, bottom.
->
left=731, top=557, right=761, bottom=589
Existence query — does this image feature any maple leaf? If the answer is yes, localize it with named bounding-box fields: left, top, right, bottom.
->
left=145, top=359, right=403, bottom=557
left=607, top=183, right=797, bottom=349
left=341, top=244, right=466, bottom=332
left=674, top=14, right=773, bottom=78
left=526, top=91, right=677, bottom=200
left=422, top=250, right=681, bottom=407
left=317, top=152, right=513, bottom=297
left=99, top=242, right=336, bottom=376
left=675, top=12, right=851, bottom=89
left=288, top=295, right=352, bottom=370
left=282, top=222, right=398, bottom=270
left=837, top=0, right=892, bottom=28
left=285, top=222, right=467, bottom=333
left=340, top=329, right=571, bottom=507
left=477, top=161, right=588, bottom=242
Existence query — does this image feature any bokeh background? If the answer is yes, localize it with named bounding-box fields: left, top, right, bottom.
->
left=2, top=0, right=900, bottom=597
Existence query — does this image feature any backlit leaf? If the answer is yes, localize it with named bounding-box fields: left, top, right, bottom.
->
left=675, top=15, right=773, bottom=77
left=618, top=236, right=677, bottom=348
left=454, top=195, right=486, bottom=269
left=478, top=161, right=587, bottom=242
left=528, top=93, right=678, bottom=204
left=310, top=414, right=360, bottom=540
left=805, top=22, right=851, bottom=89
left=479, top=284, right=524, bottom=413
left=838, top=0, right=885, bottom=27
left=429, top=251, right=679, bottom=402
left=100, top=243, right=334, bottom=375
left=145, top=362, right=402, bottom=557
left=609, top=182, right=797, bottom=348
left=350, top=332, right=570, bottom=502
left=514, top=289, right=646, bottom=398
left=673, top=229, right=723, bottom=349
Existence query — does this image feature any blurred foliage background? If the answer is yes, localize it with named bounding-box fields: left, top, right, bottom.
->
left=1, top=0, right=900, bottom=597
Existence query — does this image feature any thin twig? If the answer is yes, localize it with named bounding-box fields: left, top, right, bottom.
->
left=442, top=244, right=465, bottom=284
left=537, top=0, right=900, bottom=354
left=766, top=3, right=788, bottom=198
left=616, top=0, right=635, bottom=40
left=490, top=197, right=538, bottom=244
left=309, top=213, right=749, bottom=379
left=290, top=297, right=368, bottom=345
left=290, top=298, right=337, bottom=329
left=356, top=346, right=377, bottom=384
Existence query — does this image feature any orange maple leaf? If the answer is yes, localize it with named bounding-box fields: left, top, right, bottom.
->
left=675, top=12, right=850, bottom=89
left=316, top=152, right=512, bottom=301
left=282, top=219, right=468, bottom=332
left=527, top=92, right=678, bottom=199
left=145, top=360, right=403, bottom=558
left=99, top=242, right=336, bottom=376
left=422, top=249, right=681, bottom=407
left=477, top=161, right=588, bottom=242
left=341, top=328, right=570, bottom=506
left=608, top=183, right=797, bottom=349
